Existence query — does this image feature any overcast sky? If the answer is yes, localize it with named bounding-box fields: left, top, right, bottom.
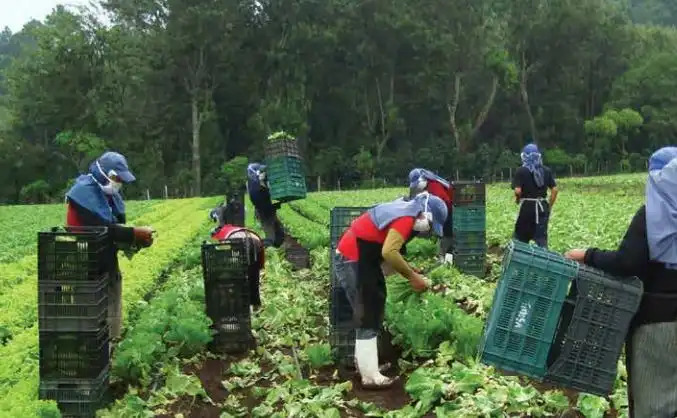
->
left=0, top=0, right=93, bottom=33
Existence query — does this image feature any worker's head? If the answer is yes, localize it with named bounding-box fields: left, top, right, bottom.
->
left=247, top=163, right=267, bottom=182
left=413, top=192, right=448, bottom=236
left=521, top=143, right=542, bottom=167
left=408, top=168, right=428, bottom=193
left=649, top=147, right=677, bottom=172
left=91, top=152, right=135, bottom=195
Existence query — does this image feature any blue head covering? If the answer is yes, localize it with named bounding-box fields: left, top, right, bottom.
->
left=247, top=163, right=266, bottom=183
left=368, top=193, right=448, bottom=237
left=521, top=143, right=545, bottom=188
left=65, top=153, right=130, bottom=224
left=408, top=168, right=450, bottom=192
left=646, top=146, right=677, bottom=269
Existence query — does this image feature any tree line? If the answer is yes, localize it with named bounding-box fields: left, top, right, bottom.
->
left=1, top=0, right=677, bottom=203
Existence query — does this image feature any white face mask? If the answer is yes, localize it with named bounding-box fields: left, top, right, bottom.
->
left=413, top=194, right=433, bottom=232
left=96, top=161, right=122, bottom=195
left=258, top=171, right=266, bottom=182
left=416, top=177, right=428, bottom=191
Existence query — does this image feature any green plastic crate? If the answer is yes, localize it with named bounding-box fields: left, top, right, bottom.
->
left=479, top=240, right=578, bottom=379
left=452, top=229, right=486, bottom=252
left=453, top=251, right=486, bottom=277
left=265, top=156, right=307, bottom=202
left=452, top=205, right=485, bottom=231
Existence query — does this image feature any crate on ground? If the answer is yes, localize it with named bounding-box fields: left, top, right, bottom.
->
left=201, top=240, right=252, bottom=283
left=452, top=230, right=486, bottom=252
left=204, top=279, right=252, bottom=323
left=452, top=205, right=486, bottom=231
left=479, top=240, right=578, bottom=379
left=451, top=180, right=486, bottom=206
left=329, top=207, right=371, bottom=248
left=265, top=155, right=307, bottom=202
left=38, top=227, right=114, bottom=282
left=38, top=277, right=108, bottom=332
left=285, top=244, right=310, bottom=270
left=544, top=266, right=643, bottom=396
left=208, top=317, right=255, bottom=354
left=39, top=366, right=109, bottom=418
left=39, top=327, right=109, bottom=380
left=453, top=251, right=486, bottom=277
left=329, top=268, right=355, bottom=366
left=264, top=137, right=301, bottom=159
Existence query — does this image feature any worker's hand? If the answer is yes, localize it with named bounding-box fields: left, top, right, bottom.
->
left=564, top=249, right=586, bottom=263
left=273, top=202, right=282, bottom=210
left=409, top=273, right=430, bottom=293
left=133, top=226, right=154, bottom=248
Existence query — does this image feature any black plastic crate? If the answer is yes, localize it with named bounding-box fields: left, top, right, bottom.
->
left=329, top=267, right=356, bottom=366
left=285, top=244, right=310, bottom=270
left=38, top=227, right=114, bottom=282
left=201, top=240, right=252, bottom=283
left=329, top=207, right=371, bottom=248
left=204, top=279, right=251, bottom=324
left=544, top=267, right=643, bottom=396
left=264, top=137, right=301, bottom=159
left=209, top=318, right=255, bottom=354
left=39, top=278, right=108, bottom=332
left=453, top=251, right=486, bottom=277
left=39, top=327, right=109, bottom=380
left=451, top=180, right=486, bottom=206
left=39, top=366, right=109, bottom=418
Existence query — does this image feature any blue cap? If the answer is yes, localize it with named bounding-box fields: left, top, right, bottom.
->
left=408, top=168, right=423, bottom=190
left=98, top=152, right=135, bottom=183
left=522, top=143, right=539, bottom=154
left=649, top=147, right=677, bottom=171
left=425, top=194, right=448, bottom=237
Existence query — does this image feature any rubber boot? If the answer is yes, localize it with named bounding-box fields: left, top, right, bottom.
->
left=354, top=337, right=399, bottom=389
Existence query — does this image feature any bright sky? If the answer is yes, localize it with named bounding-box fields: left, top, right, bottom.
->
left=0, top=0, right=92, bottom=33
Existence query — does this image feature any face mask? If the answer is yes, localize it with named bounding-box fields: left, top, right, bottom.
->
left=96, top=161, right=123, bottom=195
left=416, top=177, right=427, bottom=191
left=413, top=194, right=433, bottom=232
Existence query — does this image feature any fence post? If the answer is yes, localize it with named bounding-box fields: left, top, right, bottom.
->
left=164, top=185, right=168, bottom=199
left=146, top=189, right=150, bottom=200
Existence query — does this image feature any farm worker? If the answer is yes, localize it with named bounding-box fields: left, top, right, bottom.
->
left=65, top=151, right=154, bottom=339
left=209, top=213, right=265, bottom=311
left=408, top=168, right=454, bottom=260
left=334, top=192, right=448, bottom=389
left=246, top=163, right=285, bottom=248
left=512, top=143, right=558, bottom=248
left=565, top=146, right=677, bottom=418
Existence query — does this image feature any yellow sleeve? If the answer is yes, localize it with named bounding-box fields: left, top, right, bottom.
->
left=381, top=229, right=416, bottom=280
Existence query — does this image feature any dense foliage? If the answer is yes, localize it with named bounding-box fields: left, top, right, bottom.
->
left=0, top=1, right=677, bottom=202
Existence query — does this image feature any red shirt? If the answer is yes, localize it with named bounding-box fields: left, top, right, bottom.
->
left=66, top=202, right=85, bottom=226
left=211, top=225, right=265, bottom=268
left=427, top=180, right=453, bottom=209
left=337, top=213, right=415, bottom=261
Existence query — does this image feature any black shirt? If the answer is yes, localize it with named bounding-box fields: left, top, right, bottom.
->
left=584, top=205, right=677, bottom=327
left=511, top=166, right=556, bottom=198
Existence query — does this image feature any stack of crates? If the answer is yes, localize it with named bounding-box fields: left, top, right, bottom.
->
left=328, top=207, right=371, bottom=367
left=479, top=240, right=643, bottom=395
left=264, top=137, right=307, bottom=202
left=37, top=227, right=114, bottom=417
left=201, top=239, right=256, bottom=353
left=451, top=180, right=486, bottom=277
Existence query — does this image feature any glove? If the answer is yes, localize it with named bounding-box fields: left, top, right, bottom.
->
left=273, top=202, right=282, bottom=210
left=133, top=226, right=154, bottom=248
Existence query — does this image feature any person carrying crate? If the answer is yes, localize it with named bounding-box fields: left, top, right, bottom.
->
left=334, top=192, right=447, bottom=389
left=65, top=151, right=154, bottom=339
left=246, top=163, right=285, bottom=248
left=408, top=168, right=454, bottom=260
left=512, top=143, right=558, bottom=248
left=209, top=212, right=265, bottom=311
left=565, top=146, right=677, bottom=418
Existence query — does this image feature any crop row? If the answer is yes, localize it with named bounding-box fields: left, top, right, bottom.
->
left=0, top=197, right=218, bottom=416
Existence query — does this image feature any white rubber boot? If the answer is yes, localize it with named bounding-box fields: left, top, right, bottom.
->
left=354, top=337, right=398, bottom=389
